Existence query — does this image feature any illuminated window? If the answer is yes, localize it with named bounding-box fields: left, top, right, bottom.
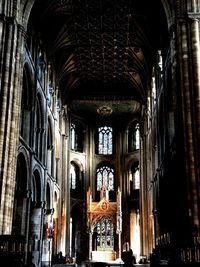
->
left=70, top=123, right=76, bottom=150
left=70, top=163, right=76, bottom=190
left=134, top=169, right=140, bottom=189
left=70, top=122, right=83, bottom=152
left=70, top=162, right=83, bottom=198
left=98, top=126, right=113, bottom=154
left=130, top=162, right=140, bottom=190
left=96, top=219, right=114, bottom=249
left=97, top=165, right=114, bottom=191
left=135, top=123, right=140, bottom=150
left=128, top=122, right=140, bottom=152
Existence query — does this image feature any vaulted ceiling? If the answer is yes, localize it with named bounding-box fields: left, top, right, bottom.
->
left=29, top=0, right=168, bottom=123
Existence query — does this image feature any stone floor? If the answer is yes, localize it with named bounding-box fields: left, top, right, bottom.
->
left=51, top=264, right=150, bottom=267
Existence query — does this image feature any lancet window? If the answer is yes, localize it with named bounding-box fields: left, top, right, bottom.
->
left=128, top=122, right=140, bottom=152
left=70, top=122, right=83, bottom=152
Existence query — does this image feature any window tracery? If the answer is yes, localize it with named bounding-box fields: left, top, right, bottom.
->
left=96, top=219, right=114, bottom=250
left=98, top=126, right=113, bottom=155
left=96, top=165, right=114, bottom=192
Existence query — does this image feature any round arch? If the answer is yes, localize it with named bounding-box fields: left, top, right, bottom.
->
left=21, top=63, right=35, bottom=145
left=45, top=181, right=52, bottom=211
left=16, top=152, right=29, bottom=195
left=17, top=145, right=31, bottom=181
left=32, top=167, right=42, bottom=204
left=12, top=152, right=29, bottom=236
left=70, top=158, right=84, bottom=172
left=36, top=91, right=46, bottom=127
left=34, top=91, right=46, bottom=162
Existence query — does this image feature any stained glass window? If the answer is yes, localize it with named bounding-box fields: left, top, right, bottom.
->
left=98, top=126, right=113, bottom=154
left=96, top=219, right=114, bottom=249
left=97, top=165, right=114, bottom=191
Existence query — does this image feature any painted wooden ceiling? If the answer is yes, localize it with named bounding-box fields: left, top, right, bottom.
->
left=29, top=0, right=168, bottom=122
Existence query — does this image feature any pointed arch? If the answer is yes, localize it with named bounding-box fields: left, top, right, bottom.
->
left=21, top=0, right=36, bottom=30
left=96, top=162, right=115, bottom=202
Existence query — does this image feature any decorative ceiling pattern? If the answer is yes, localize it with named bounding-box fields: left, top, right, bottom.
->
left=69, top=98, right=141, bottom=122
left=31, top=0, right=167, bottom=120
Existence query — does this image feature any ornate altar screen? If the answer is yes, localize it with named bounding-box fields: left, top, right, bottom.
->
left=87, top=187, right=122, bottom=262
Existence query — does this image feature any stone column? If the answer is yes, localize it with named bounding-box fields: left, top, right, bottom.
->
left=116, top=188, right=122, bottom=260
left=29, top=201, right=46, bottom=267
left=187, top=12, right=200, bottom=230
left=139, top=115, right=149, bottom=257
left=89, top=229, right=93, bottom=260
left=176, top=12, right=199, bottom=235
left=25, top=189, right=32, bottom=264
left=0, top=14, right=25, bottom=233
left=60, top=108, right=70, bottom=256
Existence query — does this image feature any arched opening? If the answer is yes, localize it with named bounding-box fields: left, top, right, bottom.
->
left=69, top=159, right=86, bottom=262
left=70, top=121, right=84, bottom=152
left=34, top=94, right=45, bottom=163
left=47, top=118, right=54, bottom=176
left=70, top=161, right=83, bottom=198
left=12, top=153, right=28, bottom=236
left=96, top=163, right=115, bottom=202
left=70, top=205, right=84, bottom=261
left=128, top=122, right=140, bottom=152
left=20, top=65, right=33, bottom=146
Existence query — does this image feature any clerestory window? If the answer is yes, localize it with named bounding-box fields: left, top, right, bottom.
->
left=70, top=163, right=77, bottom=190
left=71, top=123, right=76, bottom=150
left=128, top=122, right=140, bottom=152
left=98, top=126, right=113, bottom=155
left=130, top=162, right=140, bottom=190
left=70, top=122, right=83, bottom=152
